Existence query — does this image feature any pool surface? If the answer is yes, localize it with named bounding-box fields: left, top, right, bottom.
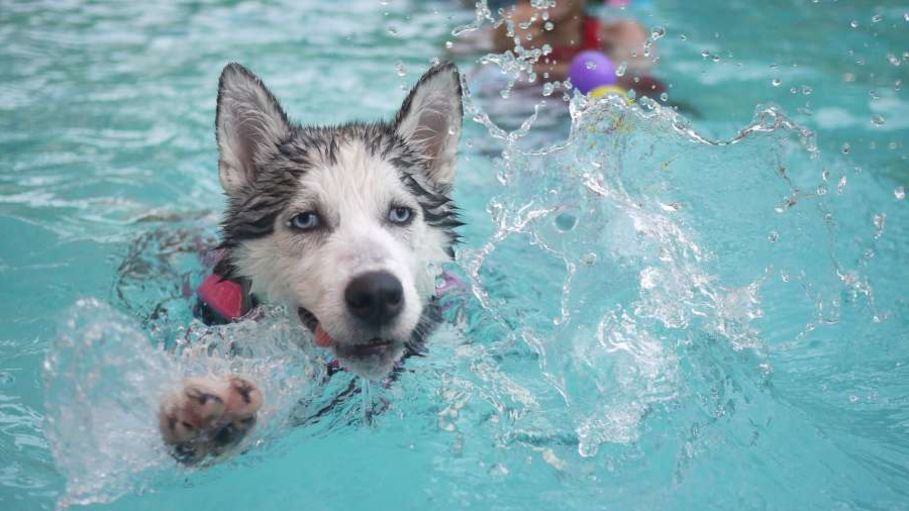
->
left=1, top=1, right=908, bottom=510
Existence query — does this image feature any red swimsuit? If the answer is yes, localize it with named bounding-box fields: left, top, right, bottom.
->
left=546, top=15, right=603, bottom=64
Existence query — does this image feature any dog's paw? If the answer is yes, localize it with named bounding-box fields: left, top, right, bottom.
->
left=158, top=375, right=262, bottom=464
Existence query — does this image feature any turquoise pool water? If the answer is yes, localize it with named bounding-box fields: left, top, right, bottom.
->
left=2, top=1, right=908, bottom=509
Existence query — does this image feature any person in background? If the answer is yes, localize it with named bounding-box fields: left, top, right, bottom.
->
left=473, top=0, right=665, bottom=98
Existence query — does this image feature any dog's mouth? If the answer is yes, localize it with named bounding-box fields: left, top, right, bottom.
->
left=296, top=307, right=400, bottom=359
left=296, top=307, right=320, bottom=338
left=297, top=307, right=336, bottom=348
left=335, top=338, right=395, bottom=359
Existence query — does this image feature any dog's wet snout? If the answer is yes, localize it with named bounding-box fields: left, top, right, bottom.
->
left=344, top=271, right=404, bottom=326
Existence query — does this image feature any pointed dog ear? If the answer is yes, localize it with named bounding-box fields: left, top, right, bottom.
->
left=393, top=63, right=463, bottom=189
left=215, top=63, right=291, bottom=195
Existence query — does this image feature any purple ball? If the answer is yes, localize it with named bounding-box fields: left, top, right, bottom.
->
left=568, top=51, right=617, bottom=94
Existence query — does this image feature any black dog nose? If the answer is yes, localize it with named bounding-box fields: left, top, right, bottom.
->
left=344, top=271, right=404, bottom=326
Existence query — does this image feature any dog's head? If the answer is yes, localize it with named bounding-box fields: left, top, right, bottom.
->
left=214, top=63, right=462, bottom=380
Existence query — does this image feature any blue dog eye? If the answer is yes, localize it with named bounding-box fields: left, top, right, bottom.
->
left=388, top=206, right=413, bottom=225
left=289, top=212, right=320, bottom=231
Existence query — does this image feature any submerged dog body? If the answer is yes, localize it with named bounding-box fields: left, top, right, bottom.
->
left=159, top=62, right=463, bottom=462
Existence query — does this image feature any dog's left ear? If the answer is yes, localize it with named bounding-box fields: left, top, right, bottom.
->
left=393, top=63, right=463, bottom=189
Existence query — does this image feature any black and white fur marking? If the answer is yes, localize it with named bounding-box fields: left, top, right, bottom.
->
left=158, top=62, right=464, bottom=463
left=216, top=61, right=463, bottom=378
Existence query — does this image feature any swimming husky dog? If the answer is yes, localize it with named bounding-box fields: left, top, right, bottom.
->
left=157, top=62, right=463, bottom=462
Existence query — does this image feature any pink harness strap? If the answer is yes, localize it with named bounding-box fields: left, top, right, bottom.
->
left=197, top=273, right=245, bottom=321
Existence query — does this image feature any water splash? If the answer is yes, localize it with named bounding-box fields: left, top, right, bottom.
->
left=44, top=300, right=323, bottom=507
left=448, top=87, right=891, bottom=469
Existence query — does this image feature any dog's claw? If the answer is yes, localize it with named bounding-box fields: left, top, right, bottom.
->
left=158, top=375, right=262, bottom=464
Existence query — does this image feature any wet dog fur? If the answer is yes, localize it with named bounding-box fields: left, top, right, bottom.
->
left=158, top=62, right=463, bottom=463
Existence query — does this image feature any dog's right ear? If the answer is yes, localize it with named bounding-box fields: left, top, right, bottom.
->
left=393, top=62, right=463, bottom=191
left=216, top=63, right=291, bottom=195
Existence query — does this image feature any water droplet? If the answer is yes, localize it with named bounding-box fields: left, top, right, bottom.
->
left=887, top=53, right=901, bottom=66
left=895, top=186, right=906, bottom=200
left=544, top=21, right=554, bottom=31
left=869, top=89, right=880, bottom=100
left=849, top=395, right=859, bottom=403
left=615, top=62, right=627, bottom=77
left=837, top=175, right=848, bottom=194
left=581, top=253, right=597, bottom=265
left=555, top=213, right=577, bottom=232
left=679, top=33, right=687, bottom=41
left=871, top=114, right=885, bottom=126
left=871, top=14, right=882, bottom=23
left=816, top=183, right=828, bottom=196
left=841, top=142, right=850, bottom=154
left=849, top=20, right=859, bottom=28
left=904, top=12, right=909, bottom=22
left=651, top=26, right=665, bottom=40
left=445, top=40, right=453, bottom=49
left=394, top=61, right=407, bottom=77
left=768, top=231, right=779, bottom=243
left=387, top=25, right=398, bottom=36
left=542, top=82, right=555, bottom=96
left=659, top=92, right=669, bottom=102
left=489, top=463, right=509, bottom=477
left=873, top=213, right=886, bottom=238
left=585, top=59, right=597, bottom=70
left=771, top=78, right=782, bottom=87
left=801, top=85, right=813, bottom=95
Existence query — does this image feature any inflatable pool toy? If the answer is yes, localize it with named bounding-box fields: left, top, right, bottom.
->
left=589, top=84, right=629, bottom=100
left=569, top=51, right=631, bottom=102
left=568, top=50, right=617, bottom=95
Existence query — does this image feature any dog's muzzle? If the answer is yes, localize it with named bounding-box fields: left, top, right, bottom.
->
left=296, top=270, right=409, bottom=357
